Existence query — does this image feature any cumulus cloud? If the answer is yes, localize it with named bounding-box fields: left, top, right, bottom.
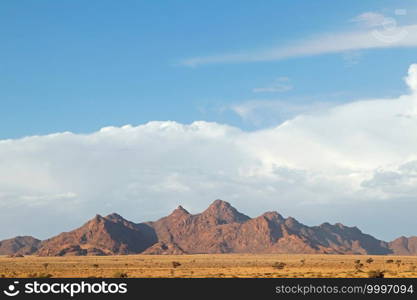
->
left=2, top=65, right=417, bottom=241
left=406, top=63, right=417, bottom=92
left=230, top=99, right=335, bottom=127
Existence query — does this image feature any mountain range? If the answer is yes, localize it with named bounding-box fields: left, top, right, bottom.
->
left=1, top=200, right=416, bottom=256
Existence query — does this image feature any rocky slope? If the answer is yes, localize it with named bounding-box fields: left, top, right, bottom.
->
left=389, top=236, right=417, bottom=255
left=1, top=200, right=416, bottom=256
left=36, top=213, right=157, bottom=256
left=0, top=236, right=41, bottom=255
left=147, top=200, right=391, bottom=255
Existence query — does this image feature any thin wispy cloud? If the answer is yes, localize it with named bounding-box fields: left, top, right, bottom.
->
left=351, top=12, right=391, bottom=28
left=252, top=77, right=293, bottom=93
left=180, top=12, right=417, bottom=67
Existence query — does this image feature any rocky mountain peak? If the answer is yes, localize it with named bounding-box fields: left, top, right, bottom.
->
left=170, top=205, right=190, bottom=216
left=3, top=199, right=416, bottom=256
left=201, top=199, right=250, bottom=224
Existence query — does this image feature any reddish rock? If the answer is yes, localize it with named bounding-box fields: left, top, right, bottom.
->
left=0, top=236, right=41, bottom=255
left=142, top=242, right=187, bottom=255
left=2, top=199, right=416, bottom=256
left=37, top=213, right=157, bottom=256
left=389, top=236, right=417, bottom=255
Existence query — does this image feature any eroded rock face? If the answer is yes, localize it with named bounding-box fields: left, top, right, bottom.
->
left=142, top=242, right=187, bottom=255
left=2, top=199, right=416, bottom=256
left=389, top=236, right=417, bottom=255
left=36, top=214, right=157, bottom=256
left=145, top=200, right=393, bottom=255
left=0, top=236, right=41, bottom=255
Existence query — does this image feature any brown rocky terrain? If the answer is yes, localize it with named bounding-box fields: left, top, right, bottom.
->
left=147, top=200, right=391, bottom=255
left=389, top=236, right=417, bottom=255
left=1, top=200, right=416, bottom=256
left=36, top=213, right=157, bottom=256
left=0, top=236, right=41, bottom=255
left=142, top=241, right=187, bottom=255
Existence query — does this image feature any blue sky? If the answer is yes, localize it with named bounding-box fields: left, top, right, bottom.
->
left=2, top=0, right=417, bottom=139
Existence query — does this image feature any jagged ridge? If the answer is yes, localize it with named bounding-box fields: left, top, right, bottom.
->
left=1, top=200, right=416, bottom=256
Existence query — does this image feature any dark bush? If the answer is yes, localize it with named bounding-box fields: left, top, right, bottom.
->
left=272, top=262, right=286, bottom=270
left=368, top=270, right=384, bottom=278
left=113, top=272, right=128, bottom=278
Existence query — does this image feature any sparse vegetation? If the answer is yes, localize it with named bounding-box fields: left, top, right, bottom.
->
left=113, top=271, right=128, bottom=278
left=0, top=254, right=416, bottom=278
left=396, top=260, right=402, bottom=267
left=27, top=273, right=53, bottom=278
left=368, top=270, right=384, bottom=278
left=354, top=262, right=364, bottom=272
left=366, top=258, right=374, bottom=264
left=386, top=259, right=394, bottom=264
left=272, top=262, right=286, bottom=270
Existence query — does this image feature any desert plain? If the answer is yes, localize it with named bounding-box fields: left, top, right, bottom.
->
left=1, top=254, right=417, bottom=278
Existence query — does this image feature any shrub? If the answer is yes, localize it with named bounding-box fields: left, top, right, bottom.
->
left=386, top=259, right=394, bottom=264
left=172, top=261, right=181, bottom=268
left=396, top=260, right=402, bottom=267
left=272, top=262, right=286, bottom=270
left=368, top=270, right=384, bottom=278
left=27, top=272, right=53, bottom=278
left=366, top=258, right=374, bottom=264
left=354, top=263, right=364, bottom=271
left=113, top=272, right=128, bottom=278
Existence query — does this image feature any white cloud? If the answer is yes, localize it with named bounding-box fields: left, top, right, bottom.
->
left=1, top=65, right=417, bottom=241
left=252, top=77, right=293, bottom=93
left=230, top=99, right=335, bottom=127
left=351, top=12, right=390, bottom=28
left=406, top=63, right=417, bottom=92
left=180, top=13, right=417, bottom=67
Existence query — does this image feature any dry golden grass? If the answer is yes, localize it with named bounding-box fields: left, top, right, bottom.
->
left=1, top=254, right=417, bottom=278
